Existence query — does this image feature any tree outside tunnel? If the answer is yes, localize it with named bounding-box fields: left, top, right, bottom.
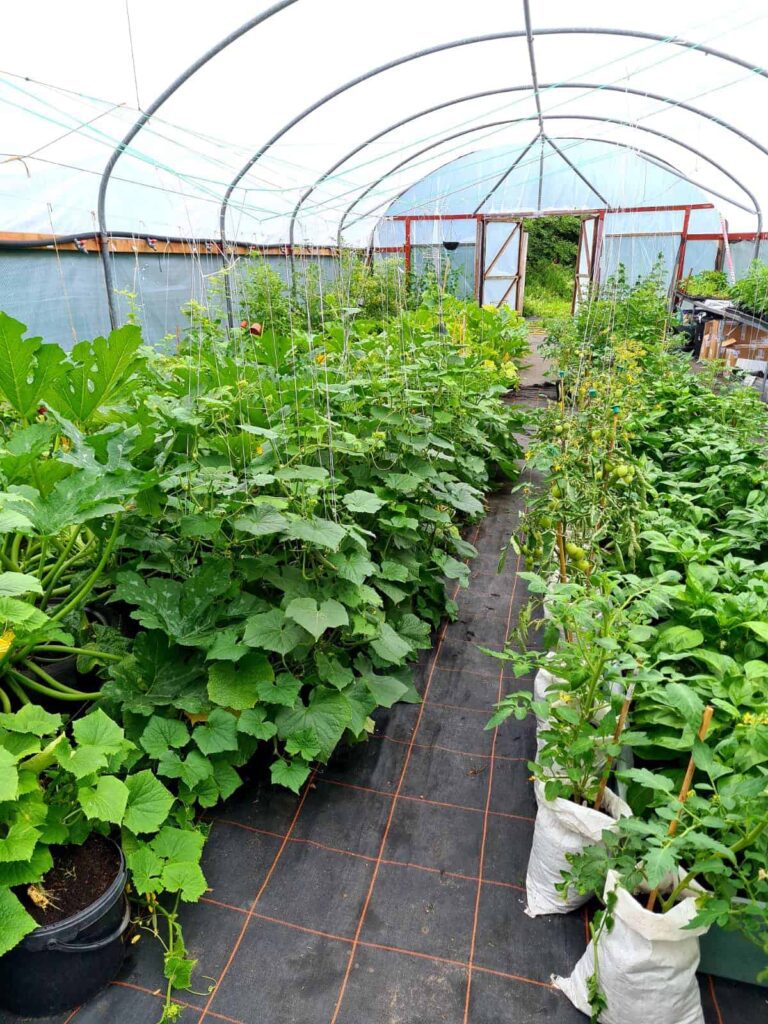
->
left=522, top=215, right=581, bottom=318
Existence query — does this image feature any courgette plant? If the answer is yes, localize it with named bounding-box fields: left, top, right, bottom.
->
left=99, top=291, right=528, bottom=794
left=0, top=314, right=150, bottom=709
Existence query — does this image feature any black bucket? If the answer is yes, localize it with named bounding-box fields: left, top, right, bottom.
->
left=0, top=840, right=129, bottom=1017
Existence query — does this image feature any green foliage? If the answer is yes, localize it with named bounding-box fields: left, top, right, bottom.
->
left=522, top=216, right=580, bottom=319
left=729, top=259, right=768, bottom=319
left=0, top=289, right=528, bottom=1014
left=0, top=704, right=205, bottom=959
left=680, top=269, right=729, bottom=298
left=489, top=269, right=768, bottom=995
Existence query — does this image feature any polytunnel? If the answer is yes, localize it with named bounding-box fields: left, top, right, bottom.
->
left=2, top=0, right=768, bottom=340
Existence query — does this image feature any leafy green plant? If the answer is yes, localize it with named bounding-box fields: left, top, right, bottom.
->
left=487, top=571, right=677, bottom=805
left=0, top=283, right=529, bottom=1021
left=490, top=268, right=768, bottom=983
left=0, top=704, right=203, bottom=948
left=679, top=269, right=729, bottom=298
left=91, top=289, right=527, bottom=793
left=0, top=315, right=152, bottom=709
left=729, top=260, right=768, bottom=319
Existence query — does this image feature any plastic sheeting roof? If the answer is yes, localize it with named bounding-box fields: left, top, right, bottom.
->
left=2, top=0, right=768, bottom=246
left=370, top=140, right=722, bottom=247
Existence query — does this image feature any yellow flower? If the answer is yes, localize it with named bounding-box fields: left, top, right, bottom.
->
left=315, top=353, right=326, bottom=365
left=0, top=630, right=14, bottom=657
left=255, top=445, right=264, bottom=456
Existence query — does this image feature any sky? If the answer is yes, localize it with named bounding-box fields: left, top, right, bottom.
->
left=1, top=0, right=768, bottom=243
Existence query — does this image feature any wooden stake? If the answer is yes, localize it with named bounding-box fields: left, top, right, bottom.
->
left=555, top=522, right=568, bottom=584
left=645, top=705, right=714, bottom=912
left=609, top=405, right=620, bottom=453
left=593, top=682, right=635, bottom=811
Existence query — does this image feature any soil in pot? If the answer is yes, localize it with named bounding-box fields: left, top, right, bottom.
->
left=18, top=833, right=119, bottom=926
left=0, top=834, right=129, bottom=1018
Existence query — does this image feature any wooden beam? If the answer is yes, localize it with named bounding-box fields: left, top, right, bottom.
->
left=0, top=232, right=344, bottom=258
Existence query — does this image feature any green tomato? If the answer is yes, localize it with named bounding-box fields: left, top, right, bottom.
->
left=565, top=542, right=585, bottom=559
left=575, top=559, right=591, bottom=572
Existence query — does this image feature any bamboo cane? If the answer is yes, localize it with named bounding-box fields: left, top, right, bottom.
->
left=646, top=705, right=714, bottom=912
left=555, top=522, right=568, bottom=584
left=609, top=404, right=620, bottom=452
left=593, top=682, right=635, bottom=811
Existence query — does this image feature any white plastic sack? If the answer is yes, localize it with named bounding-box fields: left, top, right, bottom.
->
left=526, top=784, right=630, bottom=917
left=554, top=870, right=708, bottom=1024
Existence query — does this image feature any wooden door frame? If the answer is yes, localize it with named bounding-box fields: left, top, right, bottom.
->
left=477, top=215, right=526, bottom=311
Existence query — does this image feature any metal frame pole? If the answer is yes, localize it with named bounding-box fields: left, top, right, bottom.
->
left=95, top=0, right=298, bottom=328
left=338, top=115, right=760, bottom=242
left=292, top=80, right=768, bottom=248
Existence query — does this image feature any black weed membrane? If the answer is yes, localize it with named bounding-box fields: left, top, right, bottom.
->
left=7, top=396, right=760, bottom=1024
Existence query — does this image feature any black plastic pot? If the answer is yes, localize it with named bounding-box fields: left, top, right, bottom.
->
left=0, top=840, right=129, bottom=1017
left=26, top=607, right=110, bottom=689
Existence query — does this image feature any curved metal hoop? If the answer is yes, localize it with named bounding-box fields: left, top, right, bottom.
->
left=96, top=0, right=299, bottom=327
left=336, top=115, right=760, bottom=246
left=97, top=18, right=768, bottom=324
left=219, top=27, right=768, bottom=318
left=289, top=81, right=768, bottom=254
left=223, top=27, right=768, bottom=235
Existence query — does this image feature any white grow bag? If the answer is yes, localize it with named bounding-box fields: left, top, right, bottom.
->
left=554, top=870, right=708, bottom=1024
left=526, top=783, right=630, bottom=917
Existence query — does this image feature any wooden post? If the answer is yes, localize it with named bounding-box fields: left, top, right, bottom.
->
left=556, top=522, right=568, bottom=584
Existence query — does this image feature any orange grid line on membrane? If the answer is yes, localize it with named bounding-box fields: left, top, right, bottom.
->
left=318, top=776, right=535, bottom=823
left=202, top=824, right=527, bottom=895
left=196, top=768, right=318, bottom=1023
left=426, top=699, right=498, bottom=715
left=112, top=980, right=245, bottom=1024
left=197, top=896, right=553, bottom=992
left=464, top=543, right=523, bottom=1022
left=328, top=527, right=484, bottom=1024
left=427, top=663, right=508, bottom=681
left=708, top=975, right=725, bottom=1024
left=374, top=730, right=527, bottom=763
